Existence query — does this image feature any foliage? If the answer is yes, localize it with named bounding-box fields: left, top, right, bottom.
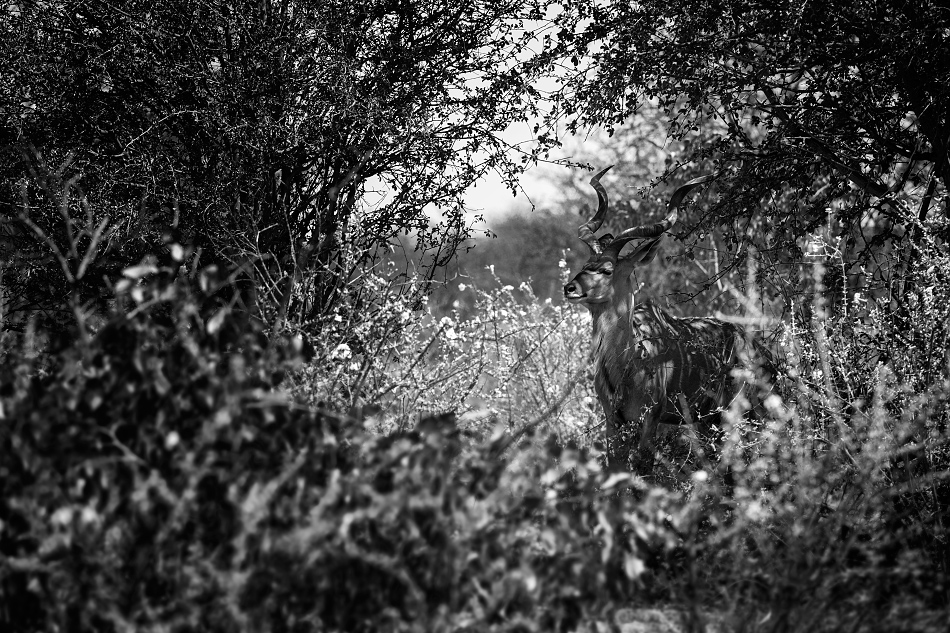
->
left=0, top=265, right=691, bottom=632
left=339, top=254, right=950, bottom=631
left=542, top=0, right=950, bottom=307
left=295, top=270, right=598, bottom=442
left=701, top=249, right=950, bottom=630
left=1, top=237, right=948, bottom=632
left=1, top=0, right=561, bottom=339
left=2, top=1, right=950, bottom=631
left=297, top=233, right=950, bottom=630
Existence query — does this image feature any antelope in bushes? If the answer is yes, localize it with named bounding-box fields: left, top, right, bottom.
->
left=564, top=166, right=762, bottom=475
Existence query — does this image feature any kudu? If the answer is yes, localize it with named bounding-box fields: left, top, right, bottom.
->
left=564, top=166, right=750, bottom=475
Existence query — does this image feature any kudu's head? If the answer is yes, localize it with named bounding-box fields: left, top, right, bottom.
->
left=563, top=165, right=676, bottom=306
left=563, top=166, right=716, bottom=306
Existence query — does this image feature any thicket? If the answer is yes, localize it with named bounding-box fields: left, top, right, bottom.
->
left=0, top=258, right=692, bottom=631
left=1, top=0, right=558, bottom=340
left=3, top=238, right=949, bottom=631
left=3, top=0, right=950, bottom=631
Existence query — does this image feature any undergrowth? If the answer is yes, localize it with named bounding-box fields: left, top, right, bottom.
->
left=1, top=245, right=948, bottom=632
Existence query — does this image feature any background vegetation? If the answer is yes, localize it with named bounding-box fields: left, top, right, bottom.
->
left=2, top=1, right=948, bottom=631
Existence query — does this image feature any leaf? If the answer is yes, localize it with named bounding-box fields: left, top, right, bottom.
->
left=623, top=553, right=646, bottom=580
left=601, top=472, right=633, bottom=491
left=207, top=307, right=228, bottom=334
left=122, top=263, right=158, bottom=279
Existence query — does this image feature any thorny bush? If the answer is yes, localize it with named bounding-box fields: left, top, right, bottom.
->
left=0, top=262, right=690, bottom=632
left=2, top=240, right=950, bottom=632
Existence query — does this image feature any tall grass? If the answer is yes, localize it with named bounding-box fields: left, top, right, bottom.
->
left=296, top=246, right=950, bottom=631
left=292, top=266, right=600, bottom=443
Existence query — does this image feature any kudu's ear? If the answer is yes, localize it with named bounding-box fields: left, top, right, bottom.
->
left=621, top=237, right=664, bottom=264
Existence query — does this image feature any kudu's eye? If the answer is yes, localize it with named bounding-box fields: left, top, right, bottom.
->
left=600, top=267, right=613, bottom=276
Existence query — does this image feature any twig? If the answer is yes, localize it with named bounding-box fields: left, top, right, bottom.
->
left=489, top=363, right=588, bottom=458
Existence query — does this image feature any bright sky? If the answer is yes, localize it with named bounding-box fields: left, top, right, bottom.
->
left=461, top=128, right=582, bottom=225
left=463, top=168, right=539, bottom=220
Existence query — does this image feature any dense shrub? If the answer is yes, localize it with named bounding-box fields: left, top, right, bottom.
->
left=0, top=265, right=687, bottom=632
left=685, top=247, right=950, bottom=631
left=2, top=231, right=949, bottom=633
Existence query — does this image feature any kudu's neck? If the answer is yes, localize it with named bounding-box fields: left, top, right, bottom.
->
left=589, top=285, right=637, bottom=339
left=586, top=286, right=646, bottom=377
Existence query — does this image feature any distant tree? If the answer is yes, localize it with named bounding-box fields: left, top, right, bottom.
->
left=429, top=207, right=582, bottom=317
left=0, top=0, right=560, bottom=338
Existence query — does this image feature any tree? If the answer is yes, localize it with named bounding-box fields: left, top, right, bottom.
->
left=1, top=0, right=560, bottom=339
left=542, top=0, right=950, bottom=305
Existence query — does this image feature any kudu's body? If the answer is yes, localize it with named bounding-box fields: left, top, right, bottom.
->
left=564, top=167, right=747, bottom=474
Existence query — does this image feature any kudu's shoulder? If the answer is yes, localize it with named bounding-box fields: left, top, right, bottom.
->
left=630, top=302, right=735, bottom=335
left=629, top=301, right=678, bottom=327
left=628, top=301, right=752, bottom=358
